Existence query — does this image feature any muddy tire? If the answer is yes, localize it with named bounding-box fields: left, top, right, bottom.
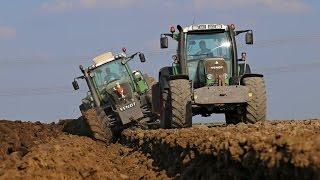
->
left=243, top=77, right=267, bottom=123
left=82, top=108, right=113, bottom=144
left=168, top=79, right=192, bottom=128
left=225, top=77, right=266, bottom=124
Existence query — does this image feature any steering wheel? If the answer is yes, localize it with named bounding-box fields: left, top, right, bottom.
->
left=99, top=78, right=120, bottom=94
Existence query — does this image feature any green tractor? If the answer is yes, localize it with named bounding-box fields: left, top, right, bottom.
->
left=72, top=50, right=157, bottom=144
left=152, top=24, right=267, bottom=128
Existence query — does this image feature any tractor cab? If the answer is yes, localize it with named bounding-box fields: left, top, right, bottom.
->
left=88, top=52, right=135, bottom=106
left=186, top=28, right=233, bottom=88
left=161, top=24, right=253, bottom=87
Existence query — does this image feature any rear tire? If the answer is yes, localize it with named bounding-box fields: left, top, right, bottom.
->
left=82, top=108, right=113, bottom=144
left=168, top=79, right=192, bottom=128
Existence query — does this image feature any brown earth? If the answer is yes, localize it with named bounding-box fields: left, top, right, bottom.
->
left=1, top=119, right=320, bottom=179
left=0, top=120, right=62, bottom=162
left=0, top=120, right=167, bottom=179
left=0, top=135, right=167, bottom=179
left=122, top=120, right=320, bottom=179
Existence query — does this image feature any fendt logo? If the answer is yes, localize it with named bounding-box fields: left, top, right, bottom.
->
left=211, top=66, right=224, bottom=70
left=120, top=102, right=136, bottom=111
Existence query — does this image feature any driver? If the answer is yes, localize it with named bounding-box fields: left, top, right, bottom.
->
left=104, top=67, right=121, bottom=83
left=196, top=40, right=211, bottom=55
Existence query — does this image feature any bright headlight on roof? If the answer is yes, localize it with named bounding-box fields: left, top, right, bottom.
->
left=221, top=41, right=231, bottom=48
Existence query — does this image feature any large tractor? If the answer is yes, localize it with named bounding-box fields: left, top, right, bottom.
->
left=152, top=24, right=267, bottom=128
left=72, top=50, right=157, bottom=144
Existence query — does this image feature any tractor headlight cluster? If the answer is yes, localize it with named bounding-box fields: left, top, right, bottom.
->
left=114, top=54, right=124, bottom=59
left=207, top=74, right=213, bottom=80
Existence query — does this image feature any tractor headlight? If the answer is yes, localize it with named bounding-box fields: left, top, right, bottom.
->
left=207, top=74, right=213, bottom=80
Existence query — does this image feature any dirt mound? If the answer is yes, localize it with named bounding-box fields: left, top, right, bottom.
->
left=0, top=120, right=62, bottom=162
left=60, top=117, right=91, bottom=137
left=0, top=134, right=168, bottom=179
left=121, top=120, right=320, bottom=179
left=0, top=120, right=167, bottom=179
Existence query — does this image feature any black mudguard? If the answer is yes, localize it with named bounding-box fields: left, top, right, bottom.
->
left=151, top=82, right=161, bottom=115
left=159, top=66, right=173, bottom=90
left=239, top=64, right=252, bottom=75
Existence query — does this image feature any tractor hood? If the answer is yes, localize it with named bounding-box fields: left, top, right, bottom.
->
left=194, top=58, right=229, bottom=87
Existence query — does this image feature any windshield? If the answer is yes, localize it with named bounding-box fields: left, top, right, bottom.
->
left=90, top=60, right=132, bottom=95
left=186, top=32, right=232, bottom=80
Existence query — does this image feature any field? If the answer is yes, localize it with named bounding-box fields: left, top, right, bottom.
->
left=1, top=119, right=320, bottom=179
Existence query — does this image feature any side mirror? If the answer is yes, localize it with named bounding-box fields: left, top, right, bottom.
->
left=139, top=53, right=146, bottom=62
left=246, top=31, right=253, bottom=44
left=160, top=36, right=168, bottom=49
left=72, top=80, right=79, bottom=90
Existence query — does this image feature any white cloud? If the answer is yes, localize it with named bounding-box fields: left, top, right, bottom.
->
left=193, top=0, right=311, bottom=13
left=0, top=26, right=16, bottom=38
left=41, top=0, right=139, bottom=13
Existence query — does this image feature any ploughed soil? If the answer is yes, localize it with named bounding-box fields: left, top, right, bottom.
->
left=1, top=119, right=320, bottom=179
left=0, top=120, right=62, bottom=162
left=0, top=120, right=167, bottom=179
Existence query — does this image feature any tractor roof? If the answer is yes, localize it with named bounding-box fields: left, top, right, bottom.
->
left=91, top=52, right=126, bottom=68
left=183, top=24, right=228, bottom=33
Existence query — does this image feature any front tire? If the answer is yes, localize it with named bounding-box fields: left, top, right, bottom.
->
left=168, top=79, right=192, bottom=128
left=225, top=77, right=267, bottom=124
left=82, top=108, right=113, bottom=144
left=243, top=77, right=267, bottom=123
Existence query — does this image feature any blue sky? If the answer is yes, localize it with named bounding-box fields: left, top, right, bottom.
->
left=0, top=0, right=319, bottom=122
